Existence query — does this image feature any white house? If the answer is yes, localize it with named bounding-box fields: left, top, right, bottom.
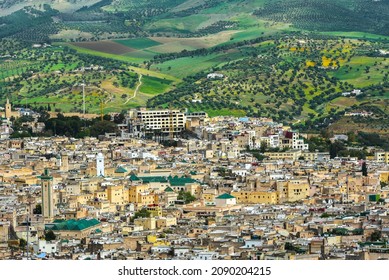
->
left=215, top=193, right=236, bottom=207
left=33, top=239, right=60, bottom=254
left=207, top=73, right=224, bottom=79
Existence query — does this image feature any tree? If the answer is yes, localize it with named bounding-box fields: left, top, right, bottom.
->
left=329, top=140, right=345, bottom=159
left=33, top=204, right=42, bottom=214
left=177, top=191, right=196, bottom=204
left=44, top=230, right=56, bottom=241
left=38, top=111, right=50, bottom=122
left=361, top=161, right=368, bottom=176
left=133, top=208, right=151, bottom=220
left=113, top=113, right=125, bottom=124
left=90, top=120, right=118, bottom=137
left=19, top=238, right=27, bottom=249
left=370, top=231, right=381, bottom=242
left=260, top=141, right=268, bottom=153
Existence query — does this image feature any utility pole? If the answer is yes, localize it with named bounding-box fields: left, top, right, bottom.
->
left=82, top=80, right=86, bottom=116
left=26, top=194, right=33, bottom=259
left=100, top=100, right=104, bottom=121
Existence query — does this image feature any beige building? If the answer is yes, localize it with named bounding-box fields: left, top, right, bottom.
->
left=265, top=150, right=303, bottom=161
left=0, top=222, right=9, bottom=244
left=277, top=179, right=310, bottom=202
left=129, top=185, right=158, bottom=208
left=375, top=152, right=389, bottom=164
left=106, top=185, right=127, bottom=205
left=231, top=190, right=279, bottom=204
left=134, top=217, right=156, bottom=230
left=2, top=98, right=20, bottom=120
left=156, top=216, right=177, bottom=228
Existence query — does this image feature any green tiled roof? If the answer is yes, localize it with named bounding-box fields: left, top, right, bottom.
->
left=129, top=174, right=140, bottom=181
left=115, top=166, right=127, bottom=173
left=164, top=187, right=174, bottom=192
left=139, top=176, right=168, bottom=183
left=46, top=218, right=100, bottom=231
left=133, top=175, right=198, bottom=185
left=168, top=175, right=197, bottom=186
left=216, top=193, right=236, bottom=199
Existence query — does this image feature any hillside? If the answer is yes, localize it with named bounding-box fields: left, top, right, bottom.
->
left=147, top=35, right=389, bottom=122
left=1, top=0, right=389, bottom=42
left=0, top=0, right=388, bottom=134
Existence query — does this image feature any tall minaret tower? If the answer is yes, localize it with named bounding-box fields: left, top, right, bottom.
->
left=40, top=168, right=54, bottom=220
left=60, top=152, right=69, bottom=172
left=5, top=98, right=11, bottom=119
left=96, top=152, right=104, bottom=176
left=56, top=154, right=62, bottom=168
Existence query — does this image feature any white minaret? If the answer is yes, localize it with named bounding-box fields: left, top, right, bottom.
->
left=96, top=152, right=104, bottom=176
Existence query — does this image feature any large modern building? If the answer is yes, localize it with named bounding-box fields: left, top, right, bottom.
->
left=127, top=108, right=186, bottom=139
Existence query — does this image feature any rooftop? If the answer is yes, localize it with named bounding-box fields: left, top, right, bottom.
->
left=46, top=218, right=100, bottom=231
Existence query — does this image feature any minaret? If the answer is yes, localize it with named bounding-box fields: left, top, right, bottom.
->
left=40, top=168, right=54, bottom=220
left=5, top=98, right=11, bottom=119
left=61, top=152, right=69, bottom=172
left=96, top=152, right=104, bottom=176
left=56, top=154, right=62, bottom=168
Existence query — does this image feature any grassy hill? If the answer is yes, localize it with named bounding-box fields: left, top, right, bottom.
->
left=147, top=35, right=389, bottom=124
left=0, top=0, right=388, bottom=134
left=1, top=0, right=388, bottom=42
left=253, top=0, right=389, bottom=36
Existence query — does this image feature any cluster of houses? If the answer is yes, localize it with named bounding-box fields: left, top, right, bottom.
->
left=0, top=110, right=388, bottom=260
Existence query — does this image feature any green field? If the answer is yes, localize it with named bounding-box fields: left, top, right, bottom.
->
left=61, top=43, right=145, bottom=64
left=330, top=56, right=388, bottom=88
left=113, top=38, right=162, bottom=49
left=319, top=31, right=389, bottom=41
left=140, top=75, right=174, bottom=94
left=151, top=53, right=223, bottom=78
left=205, top=109, right=247, bottom=117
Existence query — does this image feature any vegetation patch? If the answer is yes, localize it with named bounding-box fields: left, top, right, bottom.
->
left=140, top=75, right=174, bottom=95
left=113, top=38, right=162, bottom=49
left=72, top=41, right=136, bottom=55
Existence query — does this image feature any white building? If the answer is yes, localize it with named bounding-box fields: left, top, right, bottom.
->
left=127, top=108, right=186, bottom=138
left=96, top=152, right=104, bottom=176
left=292, top=132, right=309, bottom=150
left=375, top=152, right=389, bottom=164
left=192, top=251, right=219, bottom=260
left=207, top=73, right=224, bottom=79
left=33, top=239, right=60, bottom=254
left=215, top=193, right=236, bottom=207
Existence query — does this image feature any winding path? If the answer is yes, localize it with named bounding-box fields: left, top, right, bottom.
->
left=124, top=74, right=142, bottom=104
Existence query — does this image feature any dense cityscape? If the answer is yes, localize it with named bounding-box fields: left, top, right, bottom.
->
left=0, top=102, right=388, bottom=260
left=0, top=0, right=388, bottom=266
